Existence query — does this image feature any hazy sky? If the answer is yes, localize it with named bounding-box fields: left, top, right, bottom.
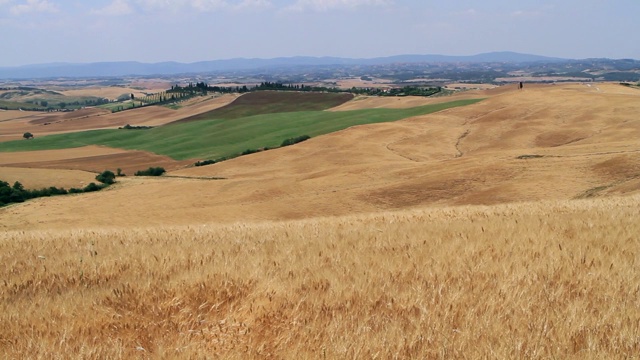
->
left=1, top=0, right=638, bottom=66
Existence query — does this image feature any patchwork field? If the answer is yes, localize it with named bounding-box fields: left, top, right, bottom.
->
left=0, top=94, right=481, bottom=161
left=0, top=93, right=240, bottom=142
left=0, top=82, right=639, bottom=358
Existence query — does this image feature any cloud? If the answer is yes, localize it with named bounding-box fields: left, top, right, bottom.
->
left=190, top=0, right=228, bottom=11
left=510, top=10, right=541, bottom=17
left=284, top=0, right=393, bottom=12
left=232, top=0, right=272, bottom=11
left=10, top=0, right=59, bottom=15
left=132, top=0, right=271, bottom=12
left=91, top=0, right=134, bottom=16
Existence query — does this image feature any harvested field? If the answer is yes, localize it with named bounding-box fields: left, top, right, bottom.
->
left=0, top=146, right=128, bottom=164
left=333, top=77, right=393, bottom=88
left=0, top=166, right=96, bottom=189
left=0, top=110, right=32, bottom=122
left=0, top=146, right=191, bottom=175
left=1, top=83, right=638, bottom=230
left=329, top=89, right=487, bottom=111
left=59, top=87, right=153, bottom=100
left=445, top=83, right=498, bottom=90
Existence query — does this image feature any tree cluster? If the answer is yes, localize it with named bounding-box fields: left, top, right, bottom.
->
left=134, top=167, right=166, bottom=176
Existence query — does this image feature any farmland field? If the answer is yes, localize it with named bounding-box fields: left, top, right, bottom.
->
left=0, top=98, right=483, bottom=160
left=0, top=82, right=639, bottom=358
left=174, top=91, right=355, bottom=123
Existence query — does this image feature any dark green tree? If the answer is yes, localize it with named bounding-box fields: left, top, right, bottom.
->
left=95, top=170, right=116, bottom=185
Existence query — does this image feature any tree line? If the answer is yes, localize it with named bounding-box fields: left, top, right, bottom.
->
left=175, top=81, right=442, bottom=97
left=109, top=81, right=442, bottom=114
left=0, top=179, right=107, bottom=207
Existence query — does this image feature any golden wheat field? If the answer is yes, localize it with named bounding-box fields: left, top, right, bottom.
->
left=1, top=196, right=639, bottom=358
left=1, top=83, right=640, bottom=358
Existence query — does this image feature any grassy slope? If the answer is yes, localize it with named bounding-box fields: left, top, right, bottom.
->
left=0, top=99, right=482, bottom=160
left=0, top=99, right=43, bottom=110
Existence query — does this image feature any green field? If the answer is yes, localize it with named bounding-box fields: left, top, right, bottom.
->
left=0, top=99, right=43, bottom=110
left=0, top=99, right=483, bottom=160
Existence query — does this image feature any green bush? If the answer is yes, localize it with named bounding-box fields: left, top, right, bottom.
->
left=134, top=167, right=166, bottom=176
left=195, top=159, right=216, bottom=167
left=83, top=183, right=103, bottom=192
left=281, top=135, right=311, bottom=147
left=95, top=170, right=116, bottom=185
left=241, top=149, right=259, bottom=155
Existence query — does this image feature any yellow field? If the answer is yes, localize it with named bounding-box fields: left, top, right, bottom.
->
left=59, top=87, right=155, bottom=100
left=0, top=82, right=639, bottom=358
left=1, top=195, right=639, bottom=358
left=0, top=166, right=96, bottom=189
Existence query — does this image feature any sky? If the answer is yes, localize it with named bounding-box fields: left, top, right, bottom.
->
left=0, top=0, right=638, bottom=67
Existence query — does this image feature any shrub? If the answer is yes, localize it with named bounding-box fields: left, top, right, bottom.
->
left=83, top=183, right=103, bottom=192
left=95, top=170, right=116, bottom=185
left=281, top=135, right=310, bottom=147
left=195, top=159, right=216, bottom=167
left=119, top=124, right=153, bottom=130
left=241, top=149, right=259, bottom=155
left=134, top=167, right=166, bottom=176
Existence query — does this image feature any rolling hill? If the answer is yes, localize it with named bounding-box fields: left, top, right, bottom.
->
left=0, top=82, right=639, bottom=358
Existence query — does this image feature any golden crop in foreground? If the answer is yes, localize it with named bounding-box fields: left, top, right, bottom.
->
left=1, top=195, right=639, bottom=359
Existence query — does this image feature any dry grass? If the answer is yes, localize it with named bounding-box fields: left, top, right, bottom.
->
left=59, top=87, right=153, bottom=100
left=0, top=146, right=191, bottom=178
left=1, top=82, right=639, bottom=358
left=1, top=83, right=639, bottom=231
left=0, top=167, right=96, bottom=189
left=1, top=194, right=639, bottom=358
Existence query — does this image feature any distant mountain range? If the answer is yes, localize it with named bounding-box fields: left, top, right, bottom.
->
left=0, top=52, right=574, bottom=79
